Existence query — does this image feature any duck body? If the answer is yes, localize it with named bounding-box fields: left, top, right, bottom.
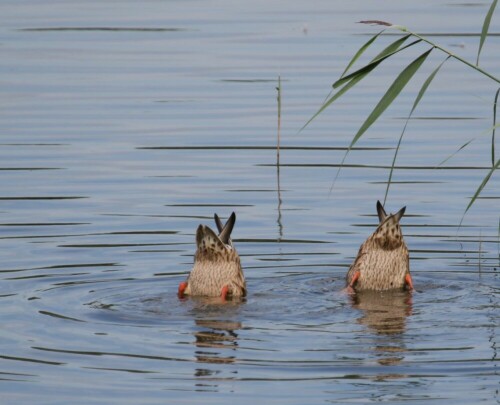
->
left=346, top=201, right=413, bottom=292
left=179, top=212, right=246, bottom=299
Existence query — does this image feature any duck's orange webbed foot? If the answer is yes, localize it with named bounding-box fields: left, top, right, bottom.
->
left=405, top=274, right=414, bottom=291
left=220, top=285, right=229, bottom=301
left=342, top=271, right=359, bottom=295
left=349, top=271, right=360, bottom=289
left=178, top=282, right=188, bottom=298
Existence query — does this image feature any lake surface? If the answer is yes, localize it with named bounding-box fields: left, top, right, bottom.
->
left=0, top=1, right=499, bottom=404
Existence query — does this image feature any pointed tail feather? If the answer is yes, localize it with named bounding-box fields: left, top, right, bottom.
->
left=376, top=200, right=387, bottom=223
left=394, top=206, right=406, bottom=222
left=214, top=213, right=224, bottom=233
left=218, top=212, right=236, bottom=245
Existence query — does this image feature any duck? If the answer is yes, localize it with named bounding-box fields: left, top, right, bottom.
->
left=345, top=201, right=414, bottom=292
left=178, top=212, right=246, bottom=300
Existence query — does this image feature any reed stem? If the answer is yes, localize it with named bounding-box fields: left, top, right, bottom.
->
left=276, top=76, right=283, bottom=239
left=401, top=29, right=500, bottom=84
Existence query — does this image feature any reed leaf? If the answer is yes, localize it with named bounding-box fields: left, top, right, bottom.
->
left=363, top=22, right=500, bottom=84
left=334, top=35, right=414, bottom=89
left=340, top=30, right=386, bottom=78
left=464, top=158, right=500, bottom=214
left=437, top=120, right=500, bottom=167
left=477, top=0, right=498, bottom=66
left=436, top=139, right=475, bottom=167
left=384, top=56, right=450, bottom=204
left=409, top=56, right=450, bottom=117
left=498, top=217, right=500, bottom=263
left=301, top=35, right=420, bottom=132
left=300, top=71, right=369, bottom=132
left=330, top=49, right=433, bottom=190
left=348, top=48, right=433, bottom=150
left=493, top=87, right=499, bottom=166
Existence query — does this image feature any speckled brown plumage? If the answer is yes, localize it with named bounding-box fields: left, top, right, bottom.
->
left=346, top=201, right=412, bottom=291
left=182, top=213, right=246, bottom=298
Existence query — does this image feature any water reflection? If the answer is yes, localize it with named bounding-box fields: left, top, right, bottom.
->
left=184, top=297, right=244, bottom=387
left=194, top=319, right=241, bottom=365
left=350, top=290, right=413, bottom=335
left=192, top=319, right=241, bottom=391
left=350, top=290, right=412, bottom=367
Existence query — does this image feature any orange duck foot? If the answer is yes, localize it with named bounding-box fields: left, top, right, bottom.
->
left=405, top=274, right=414, bottom=291
left=178, top=282, right=188, bottom=298
left=220, top=285, right=229, bottom=301
left=349, top=271, right=360, bottom=289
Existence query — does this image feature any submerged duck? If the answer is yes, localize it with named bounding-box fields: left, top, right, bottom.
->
left=178, top=212, right=246, bottom=300
left=346, top=201, right=414, bottom=292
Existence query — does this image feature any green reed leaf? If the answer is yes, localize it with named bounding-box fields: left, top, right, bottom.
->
left=497, top=217, right=500, bottom=262
left=465, top=158, right=500, bottom=215
left=436, top=119, right=500, bottom=169
left=477, top=0, right=498, bottom=66
left=301, top=36, right=421, bottom=133
left=384, top=56, right=451, bottom=204
left=492, top=87, right=499, bottom=166
left=348, top=48, right=433, bottom=150
left=410, top=56, right=450, bottom=115
left=300, top=70, right=369, bottom=133
left=334, top=35, right=414, bottom=89
left=329, top=48, right=433, bottom=191
left=340, top=30, right=385, bottom=78
left=437, top=139, right=475, bottom=167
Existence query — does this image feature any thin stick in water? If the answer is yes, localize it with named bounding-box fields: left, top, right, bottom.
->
left=276, top=76, right=283, bottom=239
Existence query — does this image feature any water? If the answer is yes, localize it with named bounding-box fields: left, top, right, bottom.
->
left=1, top=1, right=499, bottom=403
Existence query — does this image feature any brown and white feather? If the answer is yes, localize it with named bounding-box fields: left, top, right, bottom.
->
left=346, top=205, right=410, bottom=291
left=184, top=224, right=246, bottom=297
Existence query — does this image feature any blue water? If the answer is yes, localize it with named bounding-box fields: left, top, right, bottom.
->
left=0, top=1, right=498, bottom=404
